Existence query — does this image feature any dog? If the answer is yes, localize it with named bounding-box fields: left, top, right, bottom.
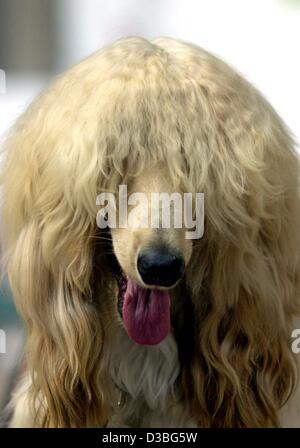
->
left=1, top=36, right=300, bottom=427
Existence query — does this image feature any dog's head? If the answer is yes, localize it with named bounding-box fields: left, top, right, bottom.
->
left=2, top=37, right=300, bottom=427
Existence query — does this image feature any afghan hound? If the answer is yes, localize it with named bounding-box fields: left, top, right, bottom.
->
left=1, top=37, right=300, bottom=428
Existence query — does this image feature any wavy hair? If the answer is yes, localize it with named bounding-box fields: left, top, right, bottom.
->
left=1, top=37, right=300, bottom=427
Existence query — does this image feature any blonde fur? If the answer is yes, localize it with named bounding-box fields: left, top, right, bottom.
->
left=1, top=36, right=300, bottom=427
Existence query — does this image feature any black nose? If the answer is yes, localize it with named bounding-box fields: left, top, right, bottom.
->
left=137, top=247, right=185, bottom=287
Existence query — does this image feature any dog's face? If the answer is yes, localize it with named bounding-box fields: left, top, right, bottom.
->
left=109, top=163, right=193, bottom=346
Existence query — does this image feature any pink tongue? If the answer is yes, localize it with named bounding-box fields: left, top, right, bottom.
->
left=123, top=279, right=171, bottom=345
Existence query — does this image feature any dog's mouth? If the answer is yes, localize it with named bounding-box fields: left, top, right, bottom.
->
left=112, top=266, right=171, bottom=346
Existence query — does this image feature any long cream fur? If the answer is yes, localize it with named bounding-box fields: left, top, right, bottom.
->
left=1, top=36, right=300, bottom=427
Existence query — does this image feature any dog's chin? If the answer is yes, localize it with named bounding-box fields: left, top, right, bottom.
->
left=113, top=268, right=172, bottom=346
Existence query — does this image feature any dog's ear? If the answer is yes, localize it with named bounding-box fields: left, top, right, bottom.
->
left=183, top=91, right=300, bottom=427
left=1, top=75, right=116, bottom=427
left=4, top=216, right=113, bottom=427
